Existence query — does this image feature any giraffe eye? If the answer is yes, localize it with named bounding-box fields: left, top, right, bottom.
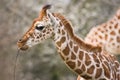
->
left=36, top=25, right=45, bottom=30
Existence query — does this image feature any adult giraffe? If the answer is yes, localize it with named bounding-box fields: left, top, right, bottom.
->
left=17, top=5, right=120, bottom=80
left=85, top=8, right=120, bottom=55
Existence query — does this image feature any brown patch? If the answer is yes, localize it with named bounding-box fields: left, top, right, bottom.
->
left=95, top=68, right=102, bottom=78
left=57, top=29, right=60, bottom=34
left=85, top=60, right=91, bottom=66
left=117, top=36, right=120, bottom=43
left=105, top=34, right=108, bottom=40
left=79, top=51, right=84, bottom=60
left=115, top=61, right=120, bottom=68
left=75, top=69, right=82, bottom=74
left=62, top=45, right=70, bottom=56
left=102, top=63, right=110, bottom=78
left=110, top=31, right=116, bottom=35
left=95, top=58, right=100, bottom=64
left=85, top=53, right=90, bottom=60
left=95, top=32, right=98, bottom=35
left=37, top=36, right=39, bottom=39
left=60, top=22, right=62, bottom=26
left=119, top=29, right=120, bottom=34
left=109, top=26, right=112, bottom=29
left=56, top=37, right=66, bottom=47
left=71, top=52, right=76, bottom=60
left=87, top=65, right=95, bottom=74
left=112, top=43, right=115, bottom=46
left=66, top=61, right=75, bottom=69
left=46, top=31, right=50, bottom=34
left=99, top=78, right=106, bottom=80
left=43, top=29, right=46, bottom=33
left=69, top=40, right=73, bottom=48
left=99, top=35, right=102, bottom=39
left=62, top=29, right=65, bottom=35
left=114, top=23, right=118, bottom=29
left=74, top=45, right=78, bottom=53
left=81, top=64, right=86, bottom=72
left=82, top=75, right=92, bottom=79
left=85, top=54, right=91, bottom=66
left=77, top=60, right=81, bottom=66
left=118, top=15, right=120, bottom=19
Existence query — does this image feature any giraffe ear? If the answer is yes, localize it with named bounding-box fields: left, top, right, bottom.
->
left=39, top=4, right=52, bottom=18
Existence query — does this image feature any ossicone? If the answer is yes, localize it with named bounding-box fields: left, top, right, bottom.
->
left=42, top=4, right=52, bottom=10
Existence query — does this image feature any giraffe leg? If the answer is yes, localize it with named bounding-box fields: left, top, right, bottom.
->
left=77, top=75, right=85, bottom=80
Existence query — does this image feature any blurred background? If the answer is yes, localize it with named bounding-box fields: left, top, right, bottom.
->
left=0, top=0, right=120, bottom=80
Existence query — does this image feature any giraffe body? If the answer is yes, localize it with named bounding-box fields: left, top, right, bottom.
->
left=17, top=5, right=120, bottom=80
left=85, top=9, right=120, bottom=55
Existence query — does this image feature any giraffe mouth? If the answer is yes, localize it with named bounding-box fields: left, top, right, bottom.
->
left=17, top=42, right=29, bottom=51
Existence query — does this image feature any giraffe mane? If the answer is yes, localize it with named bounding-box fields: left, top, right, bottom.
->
left=53, top=13, right=102, bottom=53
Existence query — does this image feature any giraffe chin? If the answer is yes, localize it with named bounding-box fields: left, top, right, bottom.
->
left=19, top=45, right=29, bottom=51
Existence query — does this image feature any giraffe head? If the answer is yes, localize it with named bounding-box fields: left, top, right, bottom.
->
left=17, top=4, right=56, bottom=50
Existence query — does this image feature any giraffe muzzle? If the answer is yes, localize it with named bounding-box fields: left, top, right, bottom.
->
left=17, top=39, right=29, bottom=51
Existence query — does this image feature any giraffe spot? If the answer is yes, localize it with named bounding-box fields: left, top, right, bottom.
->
left=112, top=43, right=115, bottom=46
left=95, top=32, right=98, bottom=35
left=61, top=37, right=66, bottom=43
left=43, top=29, right=46, bottom=33
left=75, top=69, right=82, bottom=74
left=116, top=36, right=120, bottom=43
left=85, top=60, right=91, bottom=66
left=85, top=53, right=90, bottom=60
left=62, top=45, right=69, bottom=56
left=102, top=63, right=110, bottom=79
left=69, top=40, right=73, bottom=48
left=85, top=54, right=91, bottom=66
left=119, top=29, right=120, bottom=34
left=87, top=65, right=95, bottom=74
left=82, top=74, right=92, bottom=79
left=77, top=60, right=81, bottom=66
left=114, top=23, right=118, bottom=29
left=60, top=22, right=62, bottom=26
left=62, top=29, right=65, bottom=35
left=99, top=78, right=106, bottom=80
left=117, top=45, right=120, bottom=48
left=66, top=61, right=75, bottom=69
left=99, top=35, right=102, bottom=39
left=110, top=31, right=116, bottom=35
left=57, top=29, right=60, bottom=34
left=74, top=45, right=78, bottom=53
left=93, top=54, right=100, bottom=64
left=56, top=37, right=66, bottom=47
left=95, top=68, right=102, bottom=78
left=109, top=26, right=112, bottom=29
left=37, top=36, right=39, bottom=39
left=79, top=51, right=84, bottom=60
left=46, top=31, right=50, bottom=34
left=71, top=52, right=76, bottom=60
left=81, top=64, right=86, bottom=71
left=96, top=64, right=99, bottom=67
left=117, top=15, right=120, bottom=19
left=105, top=34, right=108, bottom=40
left=115, top=61, right=120, bottom=68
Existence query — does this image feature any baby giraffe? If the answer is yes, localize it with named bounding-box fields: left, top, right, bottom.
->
left=17, top=5, right=120, bottom=80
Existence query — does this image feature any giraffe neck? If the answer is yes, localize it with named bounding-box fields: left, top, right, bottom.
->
left=50, top=13, right=120, bottom=79
left=52, top=13, right=101, bottom=76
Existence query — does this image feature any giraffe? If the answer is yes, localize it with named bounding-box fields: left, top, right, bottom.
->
left=85, top=8, right=120, bottom=55
left=17, top=5, right=120, bottom=80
